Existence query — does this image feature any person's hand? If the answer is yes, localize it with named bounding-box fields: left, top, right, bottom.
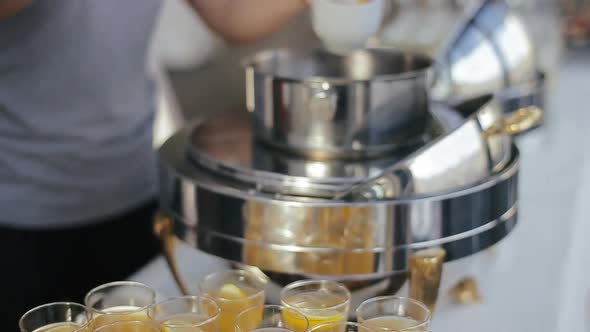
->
left=189, top=0, right=310, bottom=44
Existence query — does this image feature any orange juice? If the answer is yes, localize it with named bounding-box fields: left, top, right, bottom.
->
left=90, top=306, right=149, bottom=329
left=92, top=320, right=159, bottom=332
left=33, top=323, right=85, bottom=332
left=282, top=291, right=347, bottom=330
left=204, top=284, right=264, bottom=332
left=158, top=313, right=217, bottom=332
left=361, top=316, right=424, bottom=331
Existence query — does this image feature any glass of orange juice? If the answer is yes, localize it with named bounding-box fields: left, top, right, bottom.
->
left=92, top=320, right=160, bottom=332
left=84, top=281, right=156, bottom=328
left=356, top=296, right=431, bottom=332
left=19, top=302, right=90, bottom=332
left=280, top=280, right=350, bottom=329
left=310, top=322, right=371, bottom=332
left=235, top=305, right=309, bottom=332
left=148, top=296, right=220, bottom=332
left=199, top=270, right=266, bottom=332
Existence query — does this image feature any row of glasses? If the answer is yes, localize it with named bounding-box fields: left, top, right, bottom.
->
left=19, top=270, right=267, bottom=332
left=19, top=281, right=217, bottom=332
left=20, top=270, right=432, bottom=332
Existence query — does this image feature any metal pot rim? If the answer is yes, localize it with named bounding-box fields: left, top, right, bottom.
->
left=242, top=47, right=435, bottom=84
left=184, top=102, right=454, bottom=194
left=160, top=129, right=519, bottom=206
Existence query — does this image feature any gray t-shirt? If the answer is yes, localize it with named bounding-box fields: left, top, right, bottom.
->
left=0, top=0, right=161, bottom=228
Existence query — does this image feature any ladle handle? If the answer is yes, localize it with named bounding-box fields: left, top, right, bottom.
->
left=408, top=248, right=446, bottom=313
left=153, top=214, right=191, bottom=295
left=483, top=105, right=543, bottom=138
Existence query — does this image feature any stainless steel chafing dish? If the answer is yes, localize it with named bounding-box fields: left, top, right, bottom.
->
left=155, top=5, right=540, bottom=309
left=156, top=102, right=521, bottom=311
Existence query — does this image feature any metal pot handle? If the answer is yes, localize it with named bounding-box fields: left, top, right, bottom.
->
left=153, top=214, right=191, bottom=295
left=483, top=105, right=543, bottom=138
left=408, top=248, right=446, bottom=313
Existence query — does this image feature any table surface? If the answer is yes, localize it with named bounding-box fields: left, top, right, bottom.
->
left=139, top=48, right=590, bottom=332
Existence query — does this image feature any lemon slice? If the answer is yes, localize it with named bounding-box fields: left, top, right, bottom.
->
left=219, top=283, right=247, bottom=299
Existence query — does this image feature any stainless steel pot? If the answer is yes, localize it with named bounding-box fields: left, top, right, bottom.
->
left=244, top=48, right=433, bottom=159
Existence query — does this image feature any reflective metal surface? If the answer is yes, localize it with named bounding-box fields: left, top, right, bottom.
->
left=158, top=126, right=520, bottom=277
left=432, top=0, right=537, bottom=101
left=244, top=48, right=433, bottom=158
left=184, top=96, right=530, bottom=200
left=185, top=103, right=457, bottom=198
left=340, top=95, right=540, bottom=200
left=186, top=112, right=403, bottom=186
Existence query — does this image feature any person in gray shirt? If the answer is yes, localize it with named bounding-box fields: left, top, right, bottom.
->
left=0, top=0, right=309, bottom=326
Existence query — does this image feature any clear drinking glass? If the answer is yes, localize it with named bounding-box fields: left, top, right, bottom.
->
left=235, top=305, right=309, bottom=332
left=310, top=322, right=372, bottom=332
left=92, top=320, right=160, bottom=332
left=84, top=281, right=156, bottom=328
left=148, top=296, right=220, bottom=332
left=356, top=296, right=431, bottom=332
left=199, top=270, right=266, bottom=332
left=280, top=280, right=350, bottom=329
left=19, top=302, right=90, bottom=332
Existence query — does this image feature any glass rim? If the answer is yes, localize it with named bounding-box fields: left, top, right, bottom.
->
left=84, top=281, right=156, bottom=314
left=310, top=322, right=371, bottom=332
left=93, top=320, right=160, bottom=332
left=148, top=295, right=221, bottom=328
left=235, top=304, right=309, bottom=332
left=355, top=296, right=431, bottom=331
left=19, top=302, right=90, bottom=332
left=199, top=269, right=266, bottom=302
left=280, top=279, right=351, bottom=312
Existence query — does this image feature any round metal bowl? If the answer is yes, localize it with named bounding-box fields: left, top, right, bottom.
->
left=244, top=48, right=434, bottom=159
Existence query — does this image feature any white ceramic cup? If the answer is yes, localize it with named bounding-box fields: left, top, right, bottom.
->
left=311, top=0, right=384, bottom=54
